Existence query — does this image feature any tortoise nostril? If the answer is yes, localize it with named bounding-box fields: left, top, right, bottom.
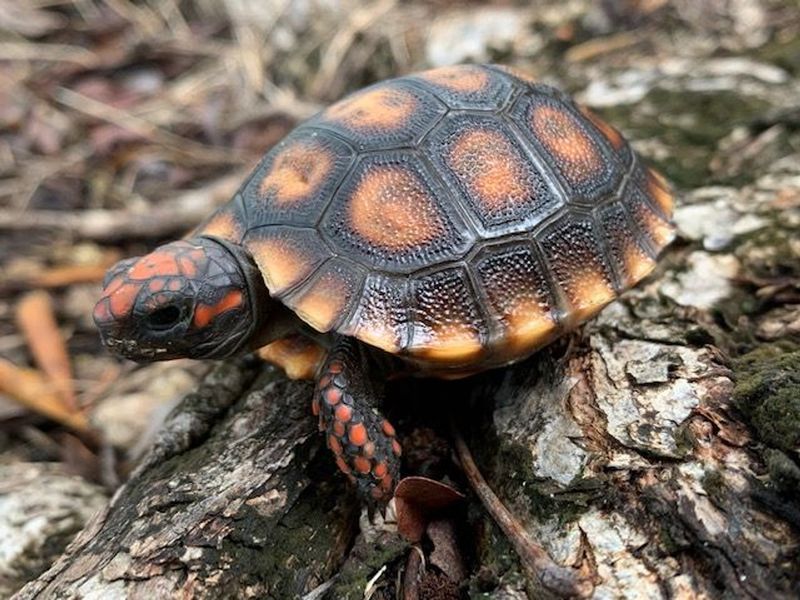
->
left=147, top=305, right=182, bottom=331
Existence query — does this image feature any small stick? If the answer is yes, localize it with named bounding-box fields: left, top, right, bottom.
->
left=451, top=424, right=593, bottom=599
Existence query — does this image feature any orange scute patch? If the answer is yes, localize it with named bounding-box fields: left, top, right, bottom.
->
left=293, top=272, right=350, bottom=332
left=414, top=327, right=484, bottom=363
left=418, top=65, right=489, bottom=93
left=108, top=283, right=141, bottom=318
left=248, top=237, right=319, bottom=295
left=257, top=335, right=326, bottom=380
left=259, top=140, right=333, bottom=204
left=569, top=272, right=617, bottom=322
left=579, top=105, right=625, bottom=150
left=447, top=128, right=530, bottom=212
left=325, top=87, right=416, bottom=132
left=198, top=212, right=242, bottom=241
left=129, top=252, right=181, bottom=279
left=646, top=169, right=674, bottom=215
left=193, top=289, right=243, bottom=328
left=504, top=299, right=557, bottom=353
left=348, top=166, right=443, bottom=250
left=348, top=423, right=368, bottom=446
left=623, top=246, right=656, bottom=285
left=531, top=105, right=601, bottom=183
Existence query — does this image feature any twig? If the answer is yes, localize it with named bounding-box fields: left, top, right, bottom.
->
left=451, top=423, right=593, bottom=599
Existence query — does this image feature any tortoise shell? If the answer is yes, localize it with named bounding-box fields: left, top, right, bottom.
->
left=195, top=64, right=675, bottom=370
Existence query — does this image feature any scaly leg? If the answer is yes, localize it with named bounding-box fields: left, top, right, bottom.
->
left=313, top=336, right=401, bottom=503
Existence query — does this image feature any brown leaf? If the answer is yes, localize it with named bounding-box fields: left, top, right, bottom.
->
left=0, top=358, right=89, bottom=433
left=16, top=290, right=77, bottom=411
left=394, top=476, right=464, bottom=543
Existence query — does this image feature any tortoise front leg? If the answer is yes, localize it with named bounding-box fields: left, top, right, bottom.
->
left=313, top=336, right=401, bottom=503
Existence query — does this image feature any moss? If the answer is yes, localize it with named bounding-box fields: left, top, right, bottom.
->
left=733, top=349, right=800, bottom=452
left=764, top=448, right=800, bottom=496
left=757, top=33, right=800, bottom=76
left=701, top=469, right=727, bottom=504
left=597, top=88, right=770, bottom=188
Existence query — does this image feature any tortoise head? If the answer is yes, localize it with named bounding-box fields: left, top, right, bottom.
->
left=93, top=237, right=267, bottom=362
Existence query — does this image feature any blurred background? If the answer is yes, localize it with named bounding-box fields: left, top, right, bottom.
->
left=0, top=0, right=798, bottom=596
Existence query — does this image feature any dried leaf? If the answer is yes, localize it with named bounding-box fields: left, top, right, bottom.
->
left=16, top=290, right=76, bottom=411
left=395, top=476, right=464, bottom=543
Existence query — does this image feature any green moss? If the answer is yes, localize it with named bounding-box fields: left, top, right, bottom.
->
left=598, top=88, right=770, bottom=188
left=734, top=349, right=800, bottom=452
left=701, top=469, right=727, bottom=504
left=757, top=33, right=800, bottom=76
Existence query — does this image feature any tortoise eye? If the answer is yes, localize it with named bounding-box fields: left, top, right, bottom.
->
left=146, top=305, right=182, bottom=331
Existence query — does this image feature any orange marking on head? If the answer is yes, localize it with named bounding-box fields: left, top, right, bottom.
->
left=328, top=435, right=342, bottom=456
left=646, top=169, right=674, bottom=215
left=109, top=283, right=141, bottom=318
left=148, top=279, right=165, bottom=293
left=178, top=255, right=198, bottom=278
left=447, top=128, right=530, bottom=212
left=373, top=462, right=388, bottom=478
left=324, top=388, right=342, bottom=406
left=391, top=440, right=402, bottom=456
left=293, top=272, right=350, bottom=332
left=333, top=421, right=346, bottom=437
left=531, top=105, right=601, bottom=182
left=193, top=289, right=243, bottom=328
left=348, top=423, right=368, bottom=446
left=325, top=87, right=416, bottom=131
left=419, top=65, right=489, bottom=93
left=348, top=166, right=443, bottom=250
left=104, top=275, right=125, bottom=296
left=167, top=279, right=182, bottom=291
left=579, top=105, right=625, bottom=150
left=259, top=140, right=333, bottom=203
left=353, top=456, right=372, bottom=474
left=197, top=212, right=242, bottom=241
left=381, top=420, right=395, bottom=437
left=335, top=404, right=352, bottom=423
left=247, top=237, right=319, bottom=295
left=129, top=252, right=181, bottom=279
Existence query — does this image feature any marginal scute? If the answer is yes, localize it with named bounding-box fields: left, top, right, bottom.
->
left=630, top=189, right=676, bottom=249
left=578, top=105, right=625, bottom=150
left=646, top=167, right=675, bottom=215
left=194, top=204, right=244, bottom=242
left=288, top=258, right=364, bottom=333
left=541, top=217, right=617, bottom=323
left=244, top=227, right=328, bottom=296
left=345, top=274, right=409, bottom=354
left=474, top=243, right=558, bottom=355
left=409, top=267, right=486, bottom=363
left=599, top=202, right=657, bottom=288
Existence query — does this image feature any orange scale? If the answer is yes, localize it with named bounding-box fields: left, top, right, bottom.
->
left=353, top=456, right=372, bottom=474
left=178, top=255, right=198, bottom=277
left=328, top=435, right=343, bottom=456
left=348, top=423, right=368, bottom=446
left=324, top=388, right=342, bottom=406
left=363, top=442, right=375, bottom=458
left=335, top=456, right=351, bottom=475
left=373, top=462, right=388, bottom=478
left=335, top=404, right=352, bottom=423
left=391, top=440, right=402, bottom=456
left=381, top=420, right=396, bottom=437
left=333, top=421, right=346, bottom=437
left=109, top=283, right=141, bottom=318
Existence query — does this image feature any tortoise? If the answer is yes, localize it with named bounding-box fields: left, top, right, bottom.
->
left=94, top=64, right=675, bottom=503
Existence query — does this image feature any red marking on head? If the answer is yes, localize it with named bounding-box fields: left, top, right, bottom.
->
left=348, top=423, right=368, bottom=446
left=373, top=462, right=387, bottom=478
left=109, top=283, right=142, bottom=318
left=148, top=279, right=165, bottom=292
left=333, top=421, right=346, bottom=437
left=354, top=456, right=371, bottom=474
left=104, top=275, right=125, bottom=296
left=178, top=255, right=198, bottom=277
left=328, top=435, right=342, bottom=456
left=381, top=420, right=396, bottom=437
left=193, top=289, right=243, bottom=328
left=311, top=398, right=320, bottom=416
left=93, top=298, right=112, bottom=323
left=391, top=440, right=402, bottom=457
left=167, top=279, right=182, bottom=291
left=129, top=252, right=181, bottom=279
left=324, top=388, right=342, bottom=406
left=334, top=404, right=352, bottom=423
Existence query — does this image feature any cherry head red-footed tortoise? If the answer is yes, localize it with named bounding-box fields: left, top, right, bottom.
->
left=94, top=64, right=675, bottom=503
